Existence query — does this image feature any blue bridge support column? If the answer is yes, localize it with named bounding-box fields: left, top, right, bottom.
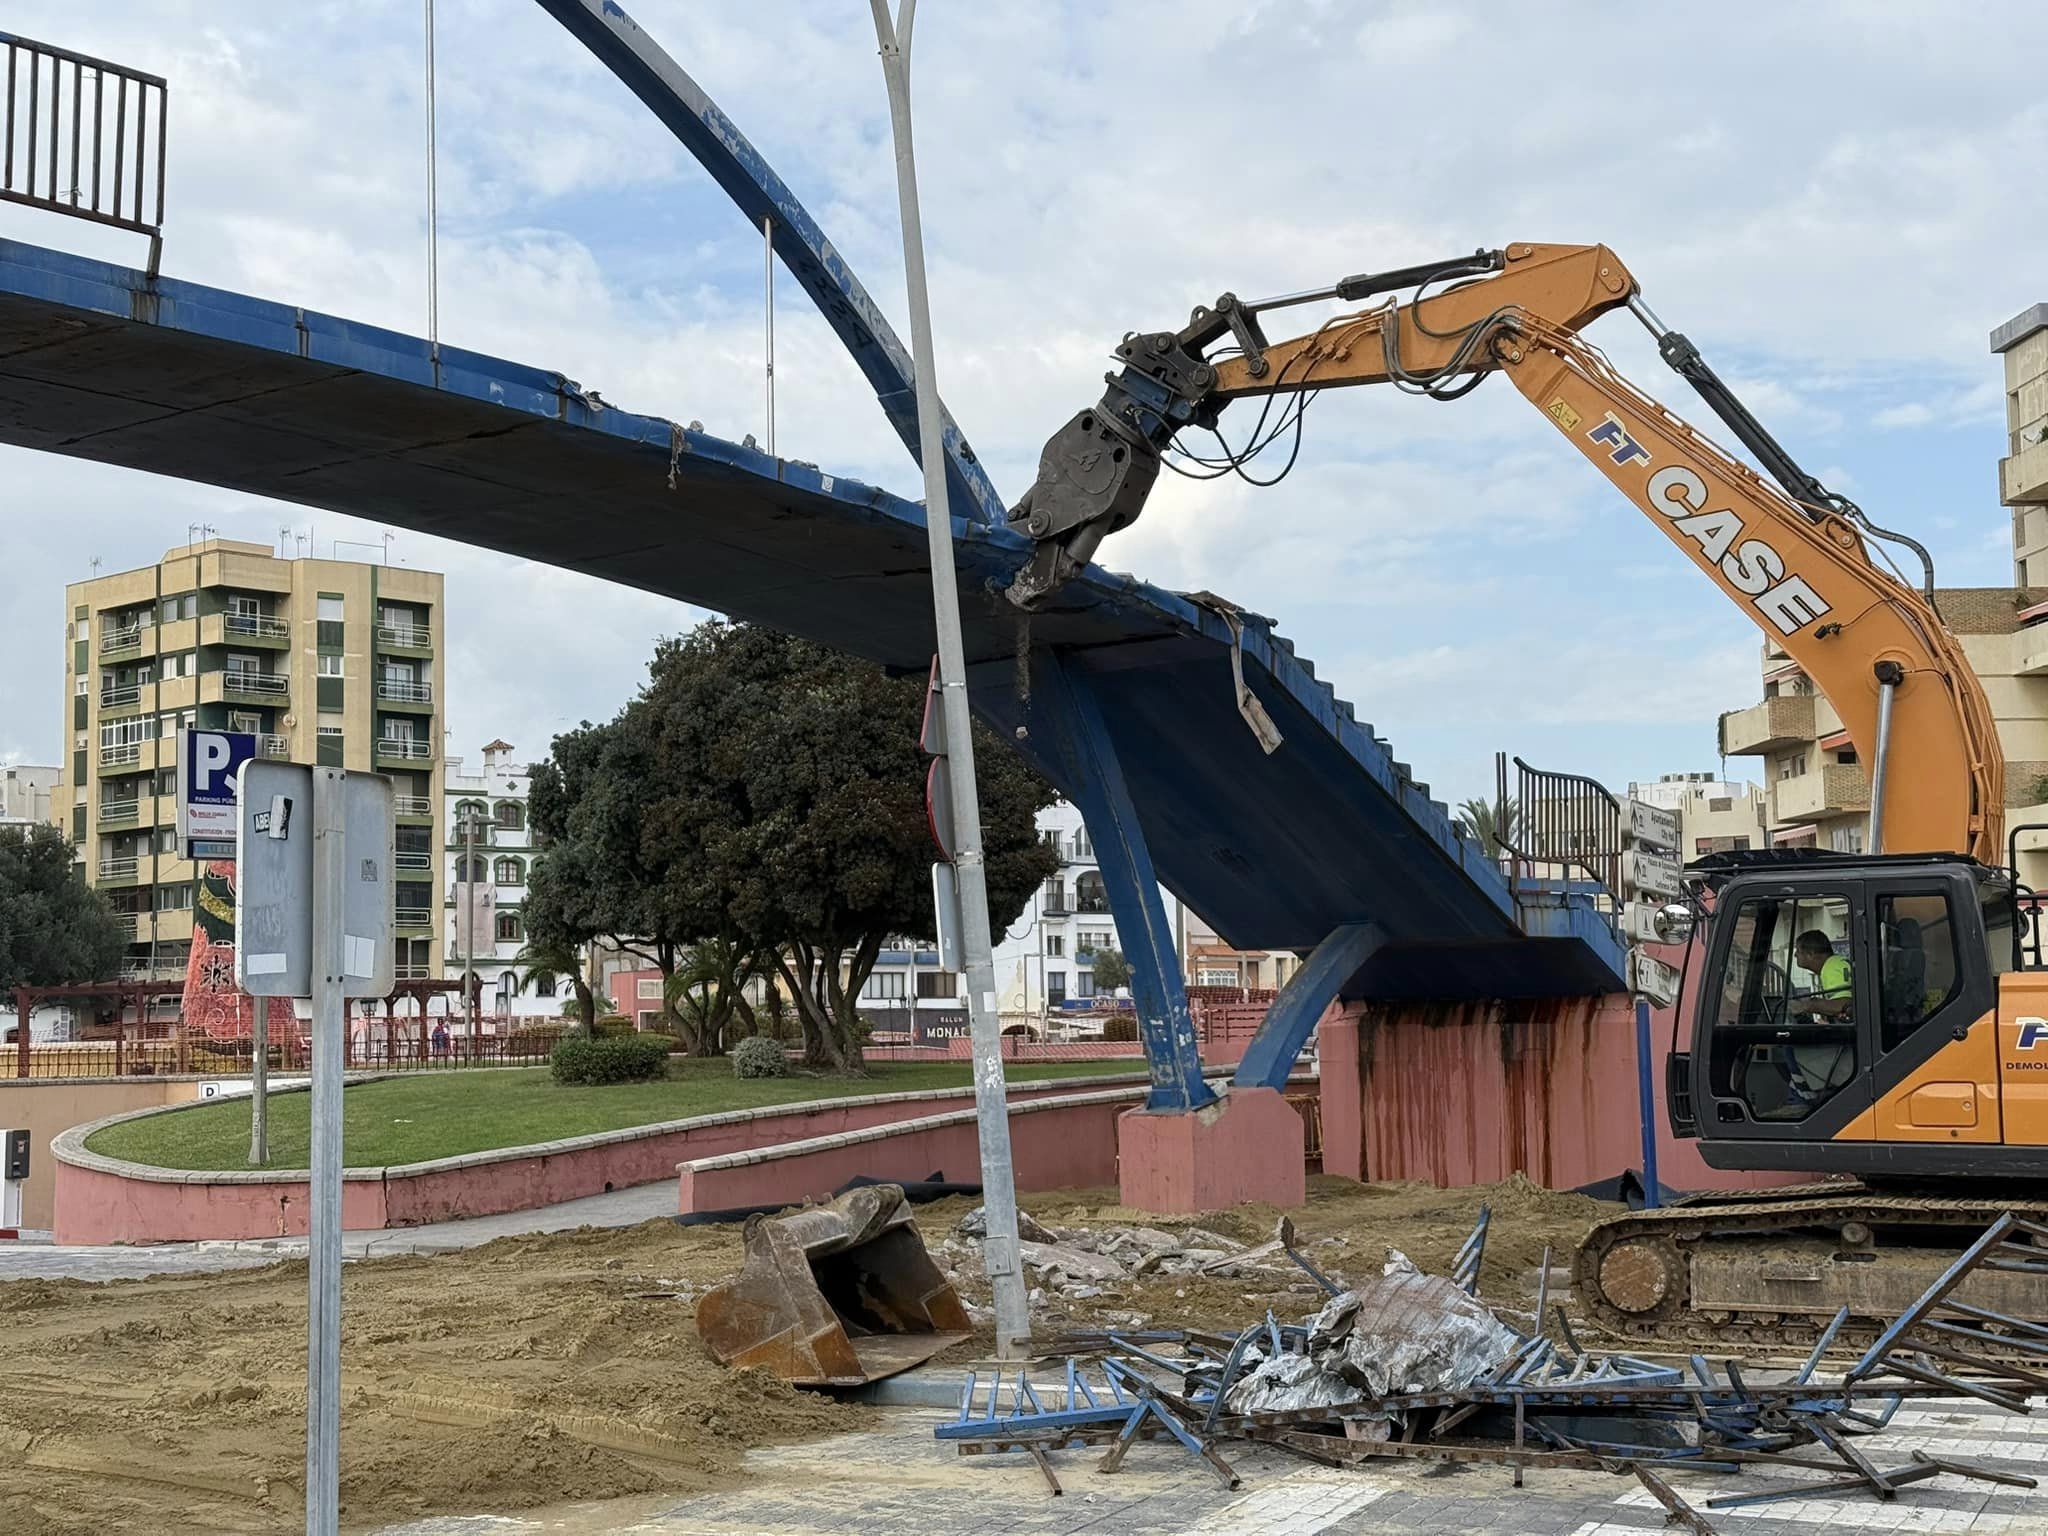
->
left=1232, top=922, right=1387, bottom=1091
left=1032, top=658, right=1215, bottom=1114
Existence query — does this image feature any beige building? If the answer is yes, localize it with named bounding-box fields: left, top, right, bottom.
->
left=1627, top=772, right=1768, bottom=859
left=1999, top=303, right=2048, bottom=584
left=56, top=538, right=446, bottom=982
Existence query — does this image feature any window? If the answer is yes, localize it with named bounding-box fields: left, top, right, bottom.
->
left=1043, top=880, right=1067, bottom=911
left=495, top=910, right=523, bottom=944
left=1071, top=828, right=1093, bottom=860
left=1777, top=754, right=1809, bottom=781
left=1045, top=935, right=1063, bottom=957
left=494, top=856, right=523, bottom=885
left=1073, top=971, right=1096, bottom=999
left=452, top=854, right=488, bottom=883
left=533, top=972, right=557, bottom=998
left=1198, top=967, right=1240, bottom=987
left=1046, top=971, right=1067, bottom=1004
left=229, top=712, right=262, bottom=734
left=1835, top=749, right=1858, bottom=765
left=1877, top=892, right=1962, bottom=1052
left=154, top=883, right=192, bottom=911
left=1828, top=825, right=1866, bottom=855
left=318, top=654, right=344, bottom=677
left=915, top=969, right=957, bottom=999
left=155, top=768, right=175, bottom=796
left=75, top=676, right=87, bottom=697
left=864, top=970, right=907, bottom=1000
left=317, top=596, right=344, bottom=622
left=1075, top=871, right=1108, bottom=913
left=228, top=594, right=262, bottom=619
left=1708, top=892, right=1855, bottom=1123
left=157, top=827, right=177, bottom=853
left=159, top=593, right=196, bottom=624
left=636, top=977, right=663, bottom=999
left=1697, top=835, right=1751, bottom=855
left=494, top=801, right=524, bottom=832
left=100, top=718, right=153, bottom=747
left=1080, top=930, right=1113, bottom=951
left=1041, top=828, right=1060, bottom=849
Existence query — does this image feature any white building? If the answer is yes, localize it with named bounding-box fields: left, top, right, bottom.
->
left=443, top=739, right=566, bottom=1019
left=1626, top=772, right=1769, bottom=860
left=0, top=763, right=58, bottom=828
left=857, top=799, right=1187, bottom=1035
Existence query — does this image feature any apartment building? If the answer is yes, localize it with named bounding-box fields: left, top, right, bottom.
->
left=1626, top=772, right=1768, bottom=859
left=55, top=538, right=445, bottom=981
left=1999, top=303, right=2048, bottom=584
left=0, top=763, right=58, bottom=828
left=445, top=739, right=566, bottom=1017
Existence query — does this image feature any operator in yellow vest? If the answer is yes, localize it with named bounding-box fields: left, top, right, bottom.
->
left=1787, top=929, right=1855, bottom=1106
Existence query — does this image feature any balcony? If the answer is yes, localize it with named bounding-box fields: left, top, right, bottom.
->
left=99, top=741, right=146, bottom=769
left=97, top=856, right=141, bottom=885
left=99, top=625, right=149, bottom=658
left=395, top=850, right=434, bottom=872
left=1720, top=695, right=1815, bottom=757
left=1075, top=897, right=1111, bottom=915
left=220, top=669, right=288, bottom=702
left=225, top=611, right=289, bottom=640
left=258, top=733, right=292, bottom=760
left=111, top=913, right=138, bottom=939
left=2002, top=439, right=2048, bottom=507
left=1041, top=893, right=1071, bottom=916
left=376, top=677, right=435, bottom=712
left=376, top=621, right=433, bottom=655
left=99, top=799, right=141, bottom=828
left=99, top=683, right=145, bottom=718
left=1773, top=764, right=1870, bottom=826
left=395, top=905, right=434, bottom=931
left=394, top=961, right=433, bottom=981
left=376, top=737, right=433, bottom=766
left=394, top=795, right=435, bottom=819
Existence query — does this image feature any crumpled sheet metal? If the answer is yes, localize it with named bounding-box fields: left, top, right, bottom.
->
left=1226, top=1252, right=1518, bottom=1415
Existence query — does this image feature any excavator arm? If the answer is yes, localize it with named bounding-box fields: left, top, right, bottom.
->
left=1008, top=243, right=2002, bottom=862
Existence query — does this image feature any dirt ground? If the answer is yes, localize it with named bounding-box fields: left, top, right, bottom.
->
left=0, top=1173, right=1617, bottom=1534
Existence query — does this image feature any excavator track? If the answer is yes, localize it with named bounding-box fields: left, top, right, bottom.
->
left=1574, top=1188, right=2048, bottom=1355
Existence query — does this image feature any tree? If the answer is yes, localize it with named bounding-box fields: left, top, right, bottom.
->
left=512, top=932, right=596, bottom=1028
left=1090, top=946, right=1133, bottom=994
left=0, top=824, right=127, bottom=991
left=635, top=622, right=1059, bottom=1072
left=1456, top=795, right=1521, bottom=861
left=662, top=937, right=771, bottom=1054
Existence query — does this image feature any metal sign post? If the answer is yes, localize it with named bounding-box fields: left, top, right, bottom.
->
left=236, top=761, right=393, bottom=1536
left=873, top=0, right=1031, bottom=1358
left=1620, top=798, right=1686, bottom=1214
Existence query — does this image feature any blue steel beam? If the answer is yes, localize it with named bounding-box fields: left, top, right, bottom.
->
left=1231, top=922, right=1387, bottom=1091
left=1033, top=656, right=1214, bottom=1113
left=534, top=0, right=1006, bottom=528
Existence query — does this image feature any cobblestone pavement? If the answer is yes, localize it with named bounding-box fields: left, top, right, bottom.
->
left=0, top=1179, right=677, bottom=1281
left=376, top=1398, right=2048, bottom=1536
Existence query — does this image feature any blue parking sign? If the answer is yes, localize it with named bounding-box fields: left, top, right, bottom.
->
left=178, top=729, right=258, bottom=854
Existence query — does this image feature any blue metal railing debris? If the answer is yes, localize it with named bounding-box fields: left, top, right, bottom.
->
left=0, top=34, right=166, bottom=277
left=531, top=0, right=1004, bottom=530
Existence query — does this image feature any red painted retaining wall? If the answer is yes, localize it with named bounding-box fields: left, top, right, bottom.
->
left=51, top=1073, right=1151, bottom=1245
left=1317, top=988, right=1801, bottom=1193
left=676, top=1087, right=1140, bottom=1213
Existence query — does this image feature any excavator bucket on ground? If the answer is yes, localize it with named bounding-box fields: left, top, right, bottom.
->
left=696, top=1183, right=972, bottom=1387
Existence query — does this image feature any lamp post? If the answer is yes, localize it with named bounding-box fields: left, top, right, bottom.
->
left=459, top=803, right=481, bottom=1041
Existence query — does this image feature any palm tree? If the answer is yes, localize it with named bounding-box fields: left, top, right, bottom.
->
left=513, top=935, right=597, bottom=1035
left=662, top=937, right=770, bottom=1055
left=1456, top=795, right=1520, bottom=862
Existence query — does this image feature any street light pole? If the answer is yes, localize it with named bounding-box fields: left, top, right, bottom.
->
left=868, top=0, right=1031, bottom=1359
left=461, top=805, right=478, bottom=1041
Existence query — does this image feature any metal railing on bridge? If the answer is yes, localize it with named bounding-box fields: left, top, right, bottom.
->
left=1495, top=751, right=1622, bottom=923
left=1, top=33, right=168, bottom=276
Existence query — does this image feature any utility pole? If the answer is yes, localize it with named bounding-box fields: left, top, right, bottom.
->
left=461, top=805, right=479, bottom=1041
left=869, top=0, right=1031, bottom=1359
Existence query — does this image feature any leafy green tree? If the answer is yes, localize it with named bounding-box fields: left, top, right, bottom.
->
left=662, top=936, right=772, bottom=1055
left=0, top=824, right=127, bottom=991
left=512, top=932, right=597, bottom=1028
left=1456, top=795, right=1521, bottom=861
left=635, top=622, right=1059, bottom=1072
left=1090, top=946, right=1133, bottom=994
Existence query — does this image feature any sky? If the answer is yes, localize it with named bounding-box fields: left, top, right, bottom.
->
left=0, top=1, right=2041, bottom=810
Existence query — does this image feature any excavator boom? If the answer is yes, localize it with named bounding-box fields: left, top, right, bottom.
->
left=1006, top=242, right=2002, bottom=863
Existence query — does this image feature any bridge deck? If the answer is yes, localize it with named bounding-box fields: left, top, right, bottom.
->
left=0, top=238, right=1623, bottom=999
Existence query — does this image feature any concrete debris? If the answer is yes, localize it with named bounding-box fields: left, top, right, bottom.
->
left=1017, top=1240, right=1125, bottom=1284
left=954, top=1205, right=1057, bottom=1244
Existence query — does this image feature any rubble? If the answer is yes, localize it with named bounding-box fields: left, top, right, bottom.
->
left=954, top=1205, right=1057, bottom=1244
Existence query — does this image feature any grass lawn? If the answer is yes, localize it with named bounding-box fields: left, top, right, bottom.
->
left=84, top=1057, right=1131, bottom=1172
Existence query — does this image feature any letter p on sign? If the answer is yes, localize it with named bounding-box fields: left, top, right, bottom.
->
left=195, top=733, right=233, bottom=791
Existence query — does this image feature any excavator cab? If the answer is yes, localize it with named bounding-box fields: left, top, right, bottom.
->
left=1671, top=850, right=2028, bottom=1177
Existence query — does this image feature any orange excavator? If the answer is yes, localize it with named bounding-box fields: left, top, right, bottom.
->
left=1009, top=242, right=2048, bottom=1346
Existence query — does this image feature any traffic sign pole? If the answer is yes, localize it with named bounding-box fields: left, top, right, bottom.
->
left=306, top=767, right=345, bottom=1536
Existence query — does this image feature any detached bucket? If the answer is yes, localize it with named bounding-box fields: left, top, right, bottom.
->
left=696, top=1183, right=972, bottom=1386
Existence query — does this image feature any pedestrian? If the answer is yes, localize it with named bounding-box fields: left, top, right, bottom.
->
left=431, top=1019, right=450, bottom=1058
